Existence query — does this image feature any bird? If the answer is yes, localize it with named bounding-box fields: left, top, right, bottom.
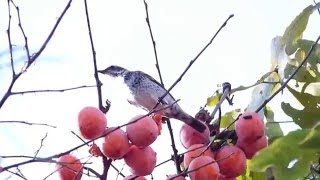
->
left=98, top=65, right=206, bottom=133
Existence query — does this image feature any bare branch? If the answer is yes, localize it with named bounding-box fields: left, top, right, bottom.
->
left=266, top=120, right=294, bottom=124
left=0, top=120, right=56, bottom=128
left=0, top=0, right=73, bottom=109
left=83, top=0, right=109, bottom=114
left=210, top=82, right=232, bottom=120
left=83, top=0, right=112, bottom=178
left=11, top=0, right=31, bottom=63
left=11, top=85, right=96, bottom=95
left=113, top=163, right=125, bottom=178
left=15, top=167, right=27, bottom=180
left=34, top=133, right=48, bottom=158
left=143, top=0, right=182, bottom=173
left=165, top=117, right=181, bottom=173
left=151, top=14, right=234, bottom=111
left=144, top=0, right=163, bottom=86
left=5, top=169, right=27, bottom=180
left=155, top=142, right=209, bottom=168
left=83, top=166, right=101, bottom=178
left=101, top=156, right=112, bottom=180
left=25, top=1, right=72, bottom=69
left=7, top=0, right=15, bottom=76
left=314, top=0, right=320, bottom=15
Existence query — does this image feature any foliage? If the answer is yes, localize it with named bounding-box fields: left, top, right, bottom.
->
left=247, top=3, right=320, bottom=180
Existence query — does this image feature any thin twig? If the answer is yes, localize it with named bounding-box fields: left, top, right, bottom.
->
left=166, top=119, right=181, bottom=173
left=71, top=131, right=87, bottom=144
left=210, top=82, right=232, bottom=120
left=314, top=0, right=320, bottom=15
left=15, top=167, right=27, bottom=180
left=144, top=0, right=163, bottom=86
left=34, top=133, right=48, bottom=158
left=11, top=85, right=96, bottom=95
left=266, top=120, right=294, bottom=124
left=113, top=163, right=126, bottom=178
left=11, top=0, right=31, bottom=63
left=143, top=0, right=182, bottom=173
left=0, top=0, right=73, bottom=109
left=155, top=142, right=212, bottom=168
left=5, top=169, right=27, bottom=180
left=151, top=14, right=234, bottom=111
left=101, top=156, right=112, bottom=180
left=83, top=0, right=108, bottom=114
left=83, top=0, right=111, bottom=178
left=7, top=0, right=15, bottom=76
left=83, top=166, right=101, bottom=178
left=0, top=121, right=56, bottom=128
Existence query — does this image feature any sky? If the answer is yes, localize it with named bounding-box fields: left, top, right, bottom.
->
left=0, top=0, right=319, bottom=179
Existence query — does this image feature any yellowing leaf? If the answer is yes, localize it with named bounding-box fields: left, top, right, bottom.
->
left=219, top=109, right=241, bottom=129
left=206, top=93, right=221, bottom=107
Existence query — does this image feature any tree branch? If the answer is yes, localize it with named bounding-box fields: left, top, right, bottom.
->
left=11, top=85, right=96, bottom=95
left=7, top=0, right=14, bottom=76
left=0, top=120, right=56, bottom=128
left=83, top=0, right=109, bottom=114
left=0, top=0, right=73, bottom=109
left=144, top=0, right=163, bottom=86
left=11, top=0, right=31, bottom=63
left=143, top=0, right=181, bottom=173
left=151, top=14, right=234, bottom=111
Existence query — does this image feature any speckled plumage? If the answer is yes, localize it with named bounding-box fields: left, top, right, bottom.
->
left=98, top=65, right=206, bottom=132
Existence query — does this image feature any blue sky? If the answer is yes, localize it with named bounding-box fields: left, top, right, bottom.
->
left=0, top=0, right=319, bottom=179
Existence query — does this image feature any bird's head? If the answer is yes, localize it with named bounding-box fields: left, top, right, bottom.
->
left=98, top=65, right=128, bottom=77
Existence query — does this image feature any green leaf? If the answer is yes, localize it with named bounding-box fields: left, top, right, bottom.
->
left=281, top=102, right=320, bottom=128
left=264, top=106, right=284, bottom=143
left=249, top=129, right=317, bottom=180
left=297, top=39, right=320, bottom=67
left=299, top=123, right=320, bottom=149
left=286, top=85, right=320, bottom=109
left=207, top=93, right=221, bottom=107
left=282, top=4, right=320, bottom=55
left=238, top=161, right=266, bottom=180
left=284, top=63, right=320, bottom=83
left=218, top=109, right=241, bottom=129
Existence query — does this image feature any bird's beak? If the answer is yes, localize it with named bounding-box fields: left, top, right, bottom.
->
left=97, top=69, right=104, bottom=74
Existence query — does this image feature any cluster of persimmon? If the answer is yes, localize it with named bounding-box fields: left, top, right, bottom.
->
left=56, top=107, right=161, bottom=180
left=55, top=107, right=267, bottom=180
left=168, top=111, right=268, bottom=180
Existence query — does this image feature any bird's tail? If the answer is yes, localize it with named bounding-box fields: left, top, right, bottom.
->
left=187, top=117, right=207, bottom=133
left=178, top=113, right=206, bottom=132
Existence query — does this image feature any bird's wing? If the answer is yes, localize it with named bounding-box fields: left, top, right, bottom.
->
left=136, top=71, right=176, bottom=101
